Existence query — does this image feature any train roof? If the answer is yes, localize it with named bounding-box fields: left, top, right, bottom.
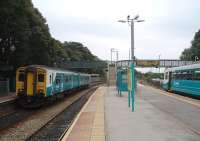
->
left=18, top=65, right=90, bottom=76
left=165, top=63, right=200, bottom=72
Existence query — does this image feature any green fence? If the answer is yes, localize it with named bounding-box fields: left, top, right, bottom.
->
left=0, top=80, right=9, bottom=94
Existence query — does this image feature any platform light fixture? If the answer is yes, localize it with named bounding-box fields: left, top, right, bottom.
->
left=118, top=15, right=144, bottom=112
left=118, top=15, right=144, bottom=62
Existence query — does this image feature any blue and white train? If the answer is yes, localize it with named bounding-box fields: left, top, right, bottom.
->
left=16, top=65, right=92, bottom=107
left=162, top=63, right=200, bottom=98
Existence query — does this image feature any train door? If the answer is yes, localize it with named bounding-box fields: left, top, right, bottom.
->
left=26, top=72, right=35, bottom=96
left=168, top=71, right=172, bottom=90
left=55, top=74, right=62, bottom=92
left=163, top=70, right=170, bottom=90
left=16, top=68, right=25, bottom=95
left=71, top=75, right=73, bottom=89
left=37, top=70, right=46, bottom=95
left=65, top=75, right=71, bottom=90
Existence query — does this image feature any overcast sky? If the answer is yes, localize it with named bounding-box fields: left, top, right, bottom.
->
left=32, top=0, right=200, bottom=61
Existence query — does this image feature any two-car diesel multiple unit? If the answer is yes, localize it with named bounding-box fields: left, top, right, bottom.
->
left=16, top=65, right=91, bottom=107
left=162, top=63, right=200, bottom=98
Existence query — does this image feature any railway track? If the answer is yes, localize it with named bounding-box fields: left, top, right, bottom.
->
left=26, top=86, right=97, bottom=141
left=0, top=98, right=16, bottom=118
left=0, top=99, right=30, bottom=131
left=0, top=109, right=34, bottom=131
left=0, top=84, right=100, bottom=141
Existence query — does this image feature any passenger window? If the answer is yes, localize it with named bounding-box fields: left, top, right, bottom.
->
left=172, top=73, right=175, bottom=79
left=194, top=71, right=200, bottom=80
left=18, top=73, right=25, bottom=81
left=38, top=74, right=44, bottom=82
left=56, top=79, right=60, bottom=84
left=65, top=76, right=68, bottom=82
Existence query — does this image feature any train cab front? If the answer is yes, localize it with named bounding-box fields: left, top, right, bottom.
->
left=16, top=66, right=46, bottom=107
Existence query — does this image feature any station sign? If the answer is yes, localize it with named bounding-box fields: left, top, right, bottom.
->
left=136, top=60, right=159, bottom=67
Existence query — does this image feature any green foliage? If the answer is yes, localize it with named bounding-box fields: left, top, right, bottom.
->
left=62, top=42, right=99, bottom=61
left=137, top=71, right=163, bottom=81
left=0, top=0, right=52, bottom=68
left=0, top=0, right=100, bottom=70
left=180, top=29, right=200, bottom=61
left=136, top=71, right=163, bottom=88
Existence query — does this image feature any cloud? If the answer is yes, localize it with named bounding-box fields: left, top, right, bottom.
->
left=32, top=0, right=200, bottom=60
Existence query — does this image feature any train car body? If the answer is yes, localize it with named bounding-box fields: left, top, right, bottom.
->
left=16, top=65, right=91, bottom=106
left=162, top=63, right=200, bottom=98
left=90, top=74, right=101, bottom=83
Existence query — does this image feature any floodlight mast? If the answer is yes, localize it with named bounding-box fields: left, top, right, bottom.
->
left=118, top=15, right=144, bottom=112
left=118, top=15, right=144, bottom=63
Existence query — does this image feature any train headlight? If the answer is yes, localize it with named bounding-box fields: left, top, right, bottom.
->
left=38, top=89, right=44, bottom=93
left=18, top=89, right=24, bottom=93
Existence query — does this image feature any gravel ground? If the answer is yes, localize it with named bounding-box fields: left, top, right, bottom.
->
left=0, top=88, right=96, bottom=141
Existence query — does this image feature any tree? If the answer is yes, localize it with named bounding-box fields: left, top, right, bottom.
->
left=0, top=0, right=102, bottom=73
left=0, top=0, right=105, bottom=92
left=62, top=41, right=99, bottom=61
left=0, top=0, right=54, bottom=68
left=180, top=29, right=200, bottom=61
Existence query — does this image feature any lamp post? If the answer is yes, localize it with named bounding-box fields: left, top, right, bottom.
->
left=118, top=15, right=144, bottom=111
left=118, top=15, right=144, bottom=63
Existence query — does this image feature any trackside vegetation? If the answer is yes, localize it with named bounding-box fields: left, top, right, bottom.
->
left=180, top=29, right=200, bottom=61
left=0, top=0, right=99, bottom=69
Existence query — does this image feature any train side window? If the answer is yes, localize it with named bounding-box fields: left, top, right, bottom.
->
left=175, top=73, right=180, bottom=80
left=187, top=72, right=192, bottom=80
left=172, top=73, right=175, bottom=79
left=65, top=76, right=68, bottom=82
left=18, top=73, right=25, bottom=81
left=56, top=79, right=60, bottom=84
left=191, top=71, right=195, bottom=80
left=38, top=74, right=44, bottom=82
left=174, top=73, right=177, bottom=79
left=194, top=71, right=200, bottom=80
left=180, top=73, right=184, bottom=80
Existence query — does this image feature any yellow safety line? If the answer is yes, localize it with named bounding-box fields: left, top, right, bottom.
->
left=61, top=88, right=98, bottom=141
left=142, top=84, right=200, bottom=108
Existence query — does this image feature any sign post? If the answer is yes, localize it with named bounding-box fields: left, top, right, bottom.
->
left=127, top=63, right=135, bottom=111
left=118, top=15, right=144, bottom=112
left=131, top=63, right=135, bottom=111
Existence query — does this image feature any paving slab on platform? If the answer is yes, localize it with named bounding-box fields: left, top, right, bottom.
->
left=105, top=86, right=200, bottom=141
left=62, top=87, right=106, bottom=141
left=62, top=85, right=199, bottom=141
left=0, top=92, right=15, bottom=104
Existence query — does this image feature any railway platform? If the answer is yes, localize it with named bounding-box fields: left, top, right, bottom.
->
left=0, top=92, right=15, bottom=104
left=62, top=87, right=106, bottom=141
left=62, top=85, right=200, bottom=141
